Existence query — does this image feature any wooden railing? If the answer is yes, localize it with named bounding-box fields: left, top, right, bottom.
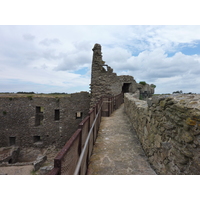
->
left=48, top=93, right=124, bottom=175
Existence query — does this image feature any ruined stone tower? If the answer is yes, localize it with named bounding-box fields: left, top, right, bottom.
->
left=90, top=43, right=118, bottom=106
left=90, top=43, right=154, bottom=107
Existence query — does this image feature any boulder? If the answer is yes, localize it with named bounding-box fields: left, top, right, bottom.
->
left=33, top=155, right=47, bottom=171
left=39, top=165, right=53, bottom=175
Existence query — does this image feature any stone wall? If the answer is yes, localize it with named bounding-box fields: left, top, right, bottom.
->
left=0, top=92, right=90, bottom=148
left=90, top=43, right=154, bottom=107
left=124, top=93, right=200, bottom=175
left=139, top=84, right=155, bottom=100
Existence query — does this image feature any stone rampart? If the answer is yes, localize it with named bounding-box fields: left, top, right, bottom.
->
left=124, top=93, right=200, bottom=175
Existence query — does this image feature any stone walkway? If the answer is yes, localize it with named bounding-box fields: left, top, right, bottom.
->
left=87, top=104, right=156, bottom=175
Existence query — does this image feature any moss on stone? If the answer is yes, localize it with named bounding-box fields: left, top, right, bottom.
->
left=186, top=118, right=196, bottom=126
left=160, top=100, right=166, bottom=108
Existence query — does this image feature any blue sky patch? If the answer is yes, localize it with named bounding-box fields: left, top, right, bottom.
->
left=74, top=67, right=89, bottom=75
left=180, top=41, right=200, bottom=55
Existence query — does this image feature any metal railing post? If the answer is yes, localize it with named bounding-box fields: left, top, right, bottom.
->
left=74, top=101, right=104, bottom=175
left=54, top=158, right=61, bottom=175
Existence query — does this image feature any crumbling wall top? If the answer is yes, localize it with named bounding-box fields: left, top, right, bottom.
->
left=92, top=43, right=101, bottom=51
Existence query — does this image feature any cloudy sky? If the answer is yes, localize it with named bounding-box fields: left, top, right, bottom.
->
left=1, top=25, right=200, bottom=94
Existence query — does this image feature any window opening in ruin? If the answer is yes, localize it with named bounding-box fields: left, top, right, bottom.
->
left=33, top=136, right=41, bottom=143
left=122, top=83, right=131, bottom=93
left=55, top=109, right=60, bottom=120
left=9, top=137, right=16, bottom=146
left=35, top=106, right=44, bottom=126
left=76, top=111, right=83, bottom=119
left=36, top=106, right=44, bottom=113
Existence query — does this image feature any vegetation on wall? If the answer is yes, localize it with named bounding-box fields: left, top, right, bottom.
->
left=139, top=82, right=156, bottom=88
left=150, top=84, right=156, bottom=88
left=27, top=95, right=33, bottom=100
left=139, top=81, right=147, bottom=86
left=173, top=90, right=183, bottom=94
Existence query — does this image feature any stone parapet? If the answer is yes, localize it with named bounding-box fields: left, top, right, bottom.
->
left=124, top=93, right=200, bottom=175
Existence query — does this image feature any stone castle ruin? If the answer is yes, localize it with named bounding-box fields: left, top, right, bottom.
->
left=0, top=92, right=90, bottom=173
left=90, top=44, right=154, bottom=106
left=0, top=43, right=153, bottom=150
left=0, top=92, right=90, bottom=149
left=9, top=43, right=200, bottom=175
left=0, top=43, right=155, bottom=173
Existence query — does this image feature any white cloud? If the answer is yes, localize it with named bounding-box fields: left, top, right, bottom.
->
left=103, top=47, right=132, bottom=64
left=1, top=25, right=200, bottom=94
left=119, top=50, right=200, bottom=93
left=0, top=64, right=90, bottom=93
left=39, top=38, right=61, bottom=46
left=23, top=34, right=35, bottom=41
left=100, top=45, right=200, bottom=94
left=122, top=26, right=200, bottom=53
left=54, top=50, right=92, bottom=71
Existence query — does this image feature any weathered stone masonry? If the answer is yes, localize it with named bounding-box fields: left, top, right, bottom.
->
left=90, top=43, right=154, bottom=107
left=0, top=92, right=90, bottom=148
left=124, top=93, right=200, bottom=175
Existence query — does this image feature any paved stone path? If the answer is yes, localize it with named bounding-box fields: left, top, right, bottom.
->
left=87, top=104, right=156, bottom=175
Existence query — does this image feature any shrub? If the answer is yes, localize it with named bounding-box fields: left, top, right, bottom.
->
left=17, top=91, right=35, bottom=94
left=27, top=95, right=33, bottom=100
left=139, top=81, right=147, bottom=86
left=151, top=84, right=156, bottom=88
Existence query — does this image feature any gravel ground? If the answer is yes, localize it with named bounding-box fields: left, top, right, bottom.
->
left=0, top=165, right=34, bottom=175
